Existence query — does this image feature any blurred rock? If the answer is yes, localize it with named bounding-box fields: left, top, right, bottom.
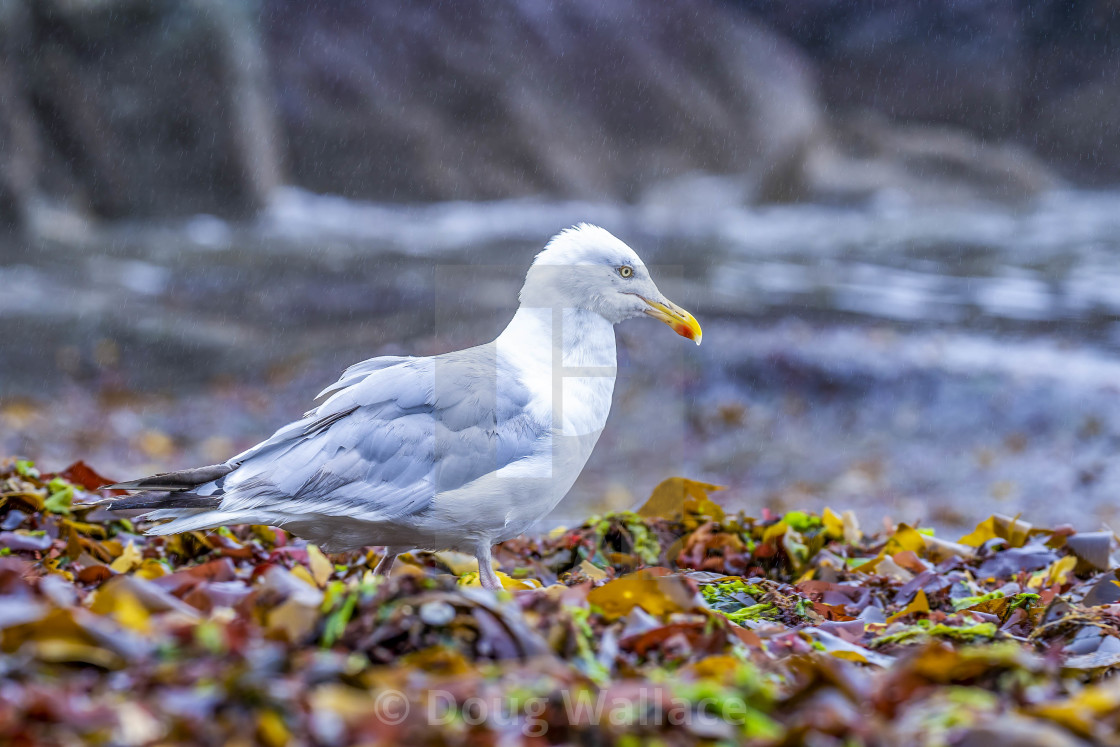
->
left=802, top=111, right=1060, bottom=205
left=0, top=2, right=35, bottom=229
left=741, top=0, right=1120, bottom=184
left=640, top=110, right=1060, bottom=208
left=260, top=0, right=820, bottom=203
left=2, top=0, right=1088, bottom=221
left=0, top=0, right=280, bottom=225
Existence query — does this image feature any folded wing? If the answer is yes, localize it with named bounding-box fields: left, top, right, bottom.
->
left=116, top=345, right=545, bottom=534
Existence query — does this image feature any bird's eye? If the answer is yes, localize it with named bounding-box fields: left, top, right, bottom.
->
left=618, top=265, right=633, bottom=278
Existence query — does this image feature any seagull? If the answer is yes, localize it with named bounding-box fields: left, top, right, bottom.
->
left=105, top=224, right=702, bottom=589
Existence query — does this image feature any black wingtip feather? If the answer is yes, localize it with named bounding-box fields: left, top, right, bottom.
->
left=105, top=490, right=221, bottom=511
left=102, top=463, right=239, bottom=492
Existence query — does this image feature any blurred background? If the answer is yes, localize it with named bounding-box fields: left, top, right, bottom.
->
left=4, top=0, right=1120, bottom=533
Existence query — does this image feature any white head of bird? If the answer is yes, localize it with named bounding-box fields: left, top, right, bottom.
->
left=518, top=224, right=702, bottom=343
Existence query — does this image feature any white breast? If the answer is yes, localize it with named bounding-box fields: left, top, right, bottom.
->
left=497, top=306, right=615, bottom=437
left=460, top=306, right=618, bottom=534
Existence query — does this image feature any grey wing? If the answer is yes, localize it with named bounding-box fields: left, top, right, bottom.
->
left=223, top=354, right=417, bottom=468
left=214, top=346, right=544, bottom=522
left=313, top=354, right=415, bottom=402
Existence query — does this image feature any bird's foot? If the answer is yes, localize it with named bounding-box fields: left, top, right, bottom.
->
left=477, top=573, right=502, bottom=591
left=475, top=545, right=502, bottom=590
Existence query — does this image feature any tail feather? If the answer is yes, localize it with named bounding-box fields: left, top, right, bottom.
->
left=145, top=510, right=269, bottom=536
left=99, top=462, right=248, bottom=536
left=102, top=463, right=238, bottom=492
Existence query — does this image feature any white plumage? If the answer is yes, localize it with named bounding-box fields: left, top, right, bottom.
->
left=107, top=224, right=701, bottom=589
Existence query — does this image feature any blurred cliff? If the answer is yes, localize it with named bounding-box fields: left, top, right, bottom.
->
left=5, top=0, right=1110, bottom=231
left=0, top=0, right=818, bottom=228
left=0, top=0, right=277, bottom=226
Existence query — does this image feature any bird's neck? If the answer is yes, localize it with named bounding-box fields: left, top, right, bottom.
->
left=496, top=306, right=616, bottom=371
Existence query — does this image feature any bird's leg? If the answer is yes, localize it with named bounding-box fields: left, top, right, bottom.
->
left=373, top=547, right=400, bottom=578
left=475, top=543, right=502, bottom=590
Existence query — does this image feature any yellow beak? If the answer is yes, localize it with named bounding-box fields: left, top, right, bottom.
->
left=642, top=297, right=702, bottom=345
